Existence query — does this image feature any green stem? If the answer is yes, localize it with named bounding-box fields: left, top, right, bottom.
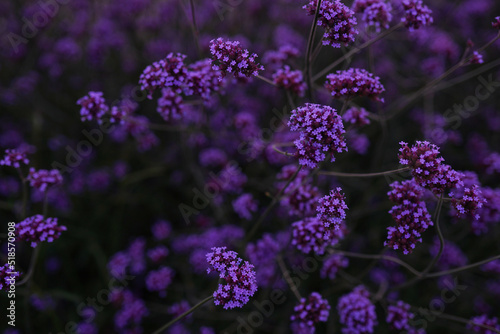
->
left=152, top=295, right=214, bottom=334
left=318, top=167, right=410, bottom=177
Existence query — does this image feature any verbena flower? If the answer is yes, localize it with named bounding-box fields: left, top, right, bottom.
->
left=469, top=51, right=484, bottom=64
left=185, top=58, right=223, bottom=100
left=156, top=88, right=184, bottom=122
left=290, top=292, right=330, bottom=334
left=147, top=245, right=169, bottom=263
left=343, top=107, right=371, bottom=127
left=151, top=220, right=172, bottom=240
left=292, top=217, right=345, bottom=255
left=145, top=266, right=175, bottom=296
left=450, top=184, right=486, bottom=220
left=362, top=2, right=393, bottom=32
left=0, top=148, right=29, bottom=168
left=246, top=233, right=286, bottom=288
left=272, top=65, right=307, bottom=97
left=401, top=0, right=433, bottom=31
left=27, top=168, right=63, bottom=192
left=337, top=286, right=378, bottom=334
left=17, top=215, right=67, bottom=248
left=139, top=53, right=188, bottom=98
left=386, top=301, right=421, bottom=332
left=288, top=103, right=347, bottom=168
left=0, top=263, right=20, bottom=291
left=430, top=237, right=467, bottom=271
left=351, top=0, right=380, bottom=13
left=325, top=68, right=385, bottom=102
left=76, top=91, right=109, bottom=123
left=398, top=141, right=464, bottom=194
left=316, top=187, right=348, bottom=231
left=206, top=246, right=257, bottom=309
left=232, top=193, right=258, bottom=220
left=321, top=254, right=348, bottom=280
left=209, top=38, right=264, bottom=79
left=467, top=315, right=500, bottom=334
left=304, top=0, right=358, bottom=48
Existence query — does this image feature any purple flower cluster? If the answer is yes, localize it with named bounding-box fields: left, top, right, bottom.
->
left=292, top=217, right=345, bottom=255
left=76, top=91, right=109, bottom=123
left=145, top=266, right=175, bottom=296
left=288, top=103, right=347, bottom=168
left=401, top=0, right=433, bottom=31
left=316, top=187, right=348, bottom=231
left=156, top=88, right=184, bottom=122
left=450, top=184, right=486, bottom=220
left=343, top=107, right=371, bottom=127
left=398, top=141, right=464, bottom=195
left=467, top=315, right=500, bottom=334
left=0, top=263, right=20, bottom=291
left=351, top=0, right=380, bottom=13
left=304, top=0, right=359, bottom=48
left=337, top=286, right=378, bottom=334
left=27, top=168, right=63, bottom=192
left=493, top=17, right=500, bottom=29
left=206, top=247, right=257, bottom=309
left=325, top=68, right=385, bottom=102
left=0, top=148, right=29, bottom=168
left=386, top=301, right=422, bottom=332
left=246, top=232, right=287, bottom=288
left=232, top=193, right=258, bottom=220
left=290, top=292, right=330, bottom=334
left=469, top=51, right=484, bottom=64
left=321, top=254, right=348, bottom=280
left=17, top=215, right=67, bottom=248
left=362, top=2, right=393, bottom=32
left=385, top=179, right=433, bottom=254
left=209, top=38, right=263, bottom=79
left=139, top=53, right=188, bottom=98
left=185, top=58, right=223, bottom=100
left=272, top=65, right=307, bottom=97
left=113, top=290, right=148, bottom=332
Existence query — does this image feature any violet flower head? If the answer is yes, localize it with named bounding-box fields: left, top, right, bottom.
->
left=272, top=65, right=307, bottom=97
left=337, top=286, right=378, bottom=334
left=290, top=292, right=330, bottom=334
left=147, top=245, right=169, bottom=263
left=401, top=0, right=433, bottom=31
left=209, top=38, right=264, bottom=79
left=0, top=263, right=20, bottom=291
left=246, top=233, right=283, bottom=288
left=232, top=193, right=258, bottom=220
left=386, top=300, right=415, bottom=331
left=151, top=220, right=172, bottom=240
left=0, top=148, right=29, bottom=168
left=343, top=107, right=371, bottom=127
left=325, top=68, right=385, bottom=102
left=139, top=53, right=188, bottom=98
left=316, top=187, right=349, bottom=231
left=469, top=51, right=484, bottom=64
left=76, top=91, right=109, bottom=123
left=185, top=58, right=223, bottom=100
left=304, top=0, right=358, bottom=48
left=17, top=215, right=67, bottom=248
left=156, top=88, right=184, bottom=122
left=398, top=141, right=464, bottom=194
left=145, top=266, right=175, bottom=296
left=288, top=103, right=347, bottom=168
left=362, top=2, right=393, bottom=32
left=467, top=315, right=500, bottom=334
left=484, top=152, right=500, bottom=174
left=108, top=251, right=130, bottom=278
left=206, top=247, right=257, bottom=309
left=27, top=168, right=63, bottom=192
left=321, top=254, right=348, bottom=280
left=292, top=217, right=345, bottom=255
left=450, top=184, right=486, bottom=220
left=493, top=17, right=500, bottom=29
left=351, top=0, right=380, bottom=13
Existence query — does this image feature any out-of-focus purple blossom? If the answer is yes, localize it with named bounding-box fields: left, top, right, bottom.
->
left=147, top=246, right=169, bottom=263
left=233, top=112, right=259, bottom=140
left=304, top=0, right=358, bottom=48
left=232, top=193, right=258, bottom=220
left=272, top=65, right=306, bottom=97
left=151, top=220, right=172, bottom=240
left=145, top=266, right=175, bottom=296
left=113, top=161, right=129, bottom=179
left=362, top=2, right=393, bottom=32
left=483, top=152, right=500, bottom=174
left=206, top=247, right=257, bottom=309
left=401, top=0, right=433, bottom=31
left=0, top=148, right=29, bottom=168
left=246, top=233, right=285, bottom=288
left=316, top=187, right=348, bottom=231
left=199, top=148, right=228, bottom=168
left=128, top=238, right=146, bottom=275
left=430, top=238, right=467, bottom=271
left=213, top=164, right=247, bottom=193
left=343, top=107, right=371, bottom=127
left=351, top=0, right=380, bottom=13
left=292, top=217, right=345, bottom=255
left=288, top=103, right=347, bottom=168
left=114, top=295, right=148, bottom=331
left=27, top=168, right=63, bottom=192
left=139, top=53, right=188, bottom=98
left=86, top=169, right=111, bottom=192
left=325, top=68, right=385, bottom=102
left=76, top=91, right=109, bottom=123
left=75, top=323, right=98, bottom=334
left=108, top=252, right=130, bottom=278
left=263, top=45, right=300, bottom=68
left=157, top=89, right=184, bottom=122
left=17, top=215, right=67, bottom=248
left=168, top=301, right=192, bottom=320
left=386, top=301, right=420, bottom=332
left=347, top=132, right=370, bottom=155
left=0, top=263, right=20, bottom=291
left=30, top=294, right=56, bottom=311
left=321, top=254, right=348, bottom=280
left=493, top=16, right=500, bottom=29
left=290, top=292, right=330, bottom=334
left=337, top=286, right=378, bottom=334
left=398, top=141, right=464, bottom=195
left=482, top=259, right=500, bottom=274
left=209, top=38, right=263, bottom=79
left=0, top=176, right=19, bottom=197
left=467, top=315, right=500, bottom=334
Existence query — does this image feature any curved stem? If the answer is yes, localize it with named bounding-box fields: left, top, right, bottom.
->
left=152, top=295, right=214, bottom=334
left=272, top=144, right=295, bottom=157
left=313, top=22, right=403, bottom=81
left=427, top=253, right=500, bottom=278
left=318, top=166, right=410, bottom=177
left=256, top=75, right=277, bottom=86
left=305, top=0, right=323, bottom=100
left=16, top=246, right=40, bottom=287
left=245, top=166, right=302, bottom=242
